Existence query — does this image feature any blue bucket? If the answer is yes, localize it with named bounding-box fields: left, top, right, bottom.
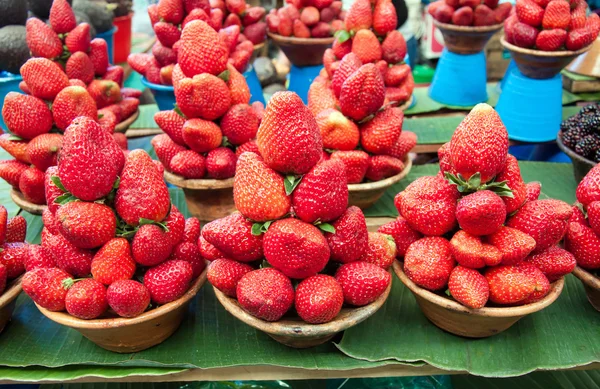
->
left=496, top=66, right=562, bottom=143
left=141, top=76, right=175, bottom=112
left=96, top=26, right=117, bottom=64
left=429, top=49, right=488, bottom=107
left=497, top=60, right=517, bottom=93
left=288, top=64, right=323, bottom=104
left=243, top=65, right=265, bottom=105
left=0, top=72, right=23, bottom=131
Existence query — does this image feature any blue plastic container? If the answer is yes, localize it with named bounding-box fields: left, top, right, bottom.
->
left=141, top=76, right=175, bottom=112
left=287, top=64, right=324, bottom=104
left=497, top=59, right=516, bottom=93
left=96, top=26, right=117, bottom=64
left=496, top=66, right=562, bottom=143
left=0, top=72, right=22, bottom=131
left=429, top=49, right=488, bottom=107
left=243, top=65, right=265, bottom=105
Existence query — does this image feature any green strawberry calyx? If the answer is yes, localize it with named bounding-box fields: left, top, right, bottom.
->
left=314, top=220, right=336, bottom=234
left=61, top=277, right=76, bottom=290
left=284, top=175, right=303, bottom=196
left=251, top=220, right=272, bottom=236
left=51, top=176, right=79, bottom=205
left=116, top=217, right=170, bottom=239
left=334, top=30, right=351, bottom=43
left=444, top=172, right=514, bottom=198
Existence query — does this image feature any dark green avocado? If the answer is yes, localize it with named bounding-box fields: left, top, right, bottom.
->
left=0, top=25, right=31, bottom=74
left=27, top=0, right=72, bottom=20
left=0, top=0, right=27, bottom=27
left=73, top=0, right=114, bottom=33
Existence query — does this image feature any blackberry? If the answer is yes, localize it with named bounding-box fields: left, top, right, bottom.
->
left=562, top=127, right=592, bottom=149
left=579, top=113, right=600, bottom=134
left=580, top=104, right=599, bottom=115
left=595, top=148, right=600, bottom=163
left=574, top=134, right=600, bottom=159
left=560, top=116, right=580, bottom=133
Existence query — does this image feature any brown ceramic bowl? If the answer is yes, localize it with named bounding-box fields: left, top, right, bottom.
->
left=213, top=275, right=391, bottom=348
left=501, top=38, right=593, bottom=79
left=572, top=266, right=600, bottom=312
left=556, top=131, right=597, bottom=183
left=393, top=261, right=564, bottom=338
left=268, top=32, right=334, bottom=67
left=9, top=189, right=46, bottom=215
left=114, top=109, right=140, bottom=133
left=35, top=269, right=207, bottom=353
left=348, top=156, right=412, bottom=210
left=433, top=20, right=504, bottom=55
left=0, top=277, right=23, bottom=334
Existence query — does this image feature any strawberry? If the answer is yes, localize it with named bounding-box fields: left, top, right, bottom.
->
left=373, top=0, right=397, bottom=35
left=453, top=6, right=474, bottom=26
left=243, top=6, right=266, bottom=25
left=144, top=259, right=193, bottom=305
left=352, top=29, right=383, bottom=64
left=340, top=64, right=385, bottom=122
left=19, top=166, right=46, bottom=204
left=455, top=190, right=506, bottom=236
left=148, top=3, right=159, bottom=24
left=42, top=208, right=60, bottom=234
left=236, top=268, right=294, bottom=321
left=169, top=242, right=205, bottom=278
left=565, top=222, right=600, bottom=269
left=43, top=166, right=61, bottom=213
left=570, top=4, right=586, bottom=30
left=332, top=38, right=352, bottom=59
left=451, top=230, right=495, bottom=268
left=42, top=230, right=93, bottom=277
left=525, top=182, right=541, bottom=202
left=131, top=224, right=173, bottom=267
left=566, top=27, right=595, bottom=51
left=91, top=238, right=136, bottom=286
left=207, top=258, right=253, bottom=297
left=378, top=217, right=422, bottom=259
left=507, top=199, right=572, bottom=252
left=87, top=80, right=121, bottom=109
left=106, top=280, right=151, bottom=318
left=158, top=0, right=185, bottom=24
left=206, top=147, right=237, bottom=179
left=65, top=23, right=91, bottom=54
left=315, top=109, right=360, bottom=151
left=266, top=13, right=281, bottom=33
left=388, top=131, right=417, bottom=160
left=384, top=64, right=410, bottom=87
left=395, top=175, right=459, bottom=236
left=323, top=49, right=338, bottom=78
left=210, top=8, right=224, bottom=30
left=184, top=0, right=211, bottom=14
left=6, top=216, right=26, bottom=243
left=0, top=134, right=30, bottom=164
left=117, top=98, right=139, bottom=120
left=226, top=0, right=246, bottom=14
left=431, top=2, right=454, bottom=23
left=154, top=22, right=181, bottom=48
left=220, top=104, right=260, bottom=146
left=0, top=264, right=5, bottom=295
left=115, top=150, right=171, bottom=226
left=513, top=21, right=539, bottom=48
left=127, top=53, right=154, bottom=76
left=526, top=246, right=576, bottom=282
left=485, top=265, right=535, bottom=305
left=588, top=201, right=600, bottom=236
left=335, top=261, right=391, bottom=306
left=198, top=235, right=225, bottom=260
left=104, top=66, right=125, bottom=87
left=0, top=160, right=28, bottom=189
left=55, top=201, right=115, bottom=250
left=64, top=278, right=107, bottom=319
left=359, top=232, right=396, bottom=270
left=345, top=0, right=373, bottom=32
left=448, top=266, right=489, bottom=309
left=308, top=80, right=339, bottom=117
left=2, top=92, right=52, bottom=139
left=365, top=155, right=404, bottom=181
left=219, top=25, right=240, bottom=53
left=295, top=275, right=343, bottom=324
left=519, top=262, right=550, bottom=304
left=25, top=18, right=63, bottom=59
left=24, top=245, right=56, bottom=272
left=88, top=39, right=110, bottom=76
left=292, top=19, right=311, bottom=38
left=0, top=242, right=28, bottom=279
left=324, top=206, right=368, bottom=263
left=59, top=116, right=123, bottom=201
left=404, top=237, right=455, bottom=290
left=542, top=0, right=570, bottom=30
left=52, top=86, right=98, bottom=131
left=98, top=109, right=118, bottom=133
left=224, top=14, right=242, bottom=29
left=495, top=155, right=527, bottom=214
left=586, top=13, right=600, bottom=37
left=170, top=150, right=206, bottom=179
left=176, top=75, right=231, bottom=120
left=263, top=218, right=330, bottom=279
left=121, top=88, right=142, bottom=99
left=331, top=53, right=363, bottom=98
left=329, top=150, right=369, bottom=184
left=154, top=110, right=186, bottom=146
left=277, top=13, right=293, bottom=36
left=576, top=164, right=600, bottom=207
left=202, top=212, right=264, bottom=261
left=300, top=6, right=320, bottom=26
left=459, top=0, right=480, bottom=8
left=257, top=91, right=322, bottom=175
left=494, top=2, right=512, bottom=23
left=22, top=267, right=72, bottom=311
left=226, top=63, right=251, bottom=105
left=516, top=0, right=543, bottom=27
left=474, top=4, right=496, bottom=26
left=49, top=0, right=77, bottom=33
left=570, top=205, right=587, bottom=226
left=152, top=134, right=188, bottom=171
left=179, top=20, right=228, bottom=77
left=181, top=119, right=222, bottom=153
left=381, top=32, right=407, bottom=66
left=486, top=226, right=536, bottom=266
left=360, top=107, right=404, bottom=155
left=0, top=206, right=5, bottom=245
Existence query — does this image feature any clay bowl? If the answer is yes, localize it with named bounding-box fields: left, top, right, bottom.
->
left=267, top=32, right=334, bottom=67
left=35, top=269, right=207, bottom=353
left=213, top=276, right=392, bottom=348
left=164, top=171, right=235, bottom=222
left=433, top=20, right=504, bottom=55
left=397, top=95, right=414, bottom=112
left=501, top=38, right=593, bottom=79
left=114, top=109, right=140, bottom=133
left=10, top=189, right=46, bottom=215
left=348, top=156, right=412, bottom=210
left=252, top=42, right=266, bottom=61
left=393, top=261, right=564, bottom=338
left=572, top=266, right=600, bottom=312
left=556, top=131, right=597, bottom=183
left=0, top=277, right=22, bottom=334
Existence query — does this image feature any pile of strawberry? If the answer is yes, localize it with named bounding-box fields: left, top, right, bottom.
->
left=428, top=0, right=511, bottom=27
left=385, top=103, right=576, bottom=309
left=565, top=164, right=600, bottom=271
left=151, top=20, right=264, bottom=180
left=20, top=117, right=205, bottom=320
left=0, top=206, right=28, bottom=296
left=265, top=0, right=345, bottom=38
left=505, top=0, right=600, bottom=51
left=128, top=0, right=266, bottom=84
left=204, top=91, right=392, bottom=324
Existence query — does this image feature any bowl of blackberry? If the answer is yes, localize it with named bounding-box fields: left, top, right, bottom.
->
left=557, top=104, right=600, bottom=182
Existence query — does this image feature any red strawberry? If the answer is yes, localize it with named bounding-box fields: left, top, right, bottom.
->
left=127, top=53, right=154, bottom=75
left=87, top=80, right=121, bottom=109
left=486, top=226, right=536, bottom=265
left=65, top=23, right=91, bottom=54
left=0, top=160, right=28, bottom=189
left=431, top=2, right=454, bottom=23
left=152, top=134, right=187, bottom=170
left=381, top=30, right=407, bottom=65
left=451, top=230, right=501, bottom=268
left=226, top=63, right=251, bottom=105
left=384, top=64, right=410, bottom=87
left=184, top=218, right=201, bottom=243
left=169, top=242, right=205, bottom=278
left=42, top=230, right=93, bottom=277
left=365, top=155, right=404, bottom=181
left=25, top=18, right=63, bottom=59
left=220, top=104, right=260, bottom=146
left=52, top=86, right=97, bottom=131
left=2, top=93, right=52, bottom=140
left=300, top=6, right=320, bottom=26
left=332, top=38, right=352, bottom=59
left=495, top=155, right=527, bottom=213
left=570, top=205, right=587, bottom=226
left=352, top=29, right=383, bottom=64
left=56, top=202, right=116, bottom=249
left=0, top=242, right=28, bottom=279
left=485, top=265, right=535, bottom=305
left=98, top=109, right=118, bottom=133
left=176, top=75, right=231, bottom=120
left=42, top=207, right=60, bottom=234
left=328, top=150, right=369, bottom=184
left=160, top=64, right=174, bottom=85
left=131, top=224, right=173, bottom=267
left=565, top=222, right=600, bottom=269
left=378, top=216, right=422, bottom=258
left=88, top=39, right=110, bottom=76
left=325, top=206, right=368, bottom=263
left=104, top=66, right=125, bottom=87
left=198, top=235, right=225, bottom=260
left=388, top=131, right=417, bottom=160
left=210, top=8, right=224, bottom=30
left=331, top=53, right=363, bottom=98
left=154, top=22, right=181, bottom=48
left=494, top=2, right=512, bottom=23
left=27, top=133, right=62, bottom=172
left=179, top=20, right=228, bottom=77
left=266, top=13, right=281, bottom=33
left=158, top=0, right=185, bottom=24
left=453, top=6, right=474, bottom=26
left=526, top=246, right=576, bottom=282
left=455, top=190, right=506, bottom=236
left=315, top=109, right=360, bottom=151
left=448, top=266, right=489, bottom=309
left=513, top=21, right=539, bottom=48
left=518, top=262, right=550, bottom=304
left=117, top=98, right=139, bottom=120
left=373, top=0, right=397, bottom=35
left=22, top=267, right=72, bottom=311
left=340, top=64, right=385, bottom=122
left=64, top=278, right=107, bottom=319
left=359, top=232, right=396, bottom=270
left=19, top=166, right=45, bottom=204
left=205, top=147, right=237, bottom=179
left=202, top=212, right=264, bottom=262
left=0, top=206, right=5, bottom=244
left=586, top=13, right=600, bottom=37
left=0, top=134, right=30, bottom=164
left=588, top=201, right=600, bottom=236
left=5, top=216, right=26, bottom=243
left=542, top=0, right=570, bottom=30
left=107, top=280, right=151, bottom=318
left=335, top=261, right=391, bottom=306
left=236, top=268, right=294, bottom=321
left=404, top=237, right=455, bottom=290
left=566, top=27, right=595, bottom=51
left=474, top=4, right=496, bottom=26
left=91, top=238, right=136, bottom=286
left=459, top=0, right=480, bottom=8
left=295, top=275, right=343, bottom=324
left=43, top=166, right=61, bottom=213
left=181, top=119, right=222, bottom=153
left=144, top=259, right=193, bottom=305
left=0, top=264, right=5, bottom=294
left=570, top=4, right=586, bottom=30
left=154, top=110, right=186, bottom=146
left=576, top=164, right=600, bottom=207
left=308, top=79, right=339, bottom=117
left=49, top=0, right=76, bottom=33
left=345, top=0, right=373, bottom=32
left=525, top=182, right=542, bottom=202
left=170, top=150, right=206, bottom=179
left=360, top=107, right=404, bottom=155
left=207, top=258, right=252, bottom=297
left=25, top=245, right=56, bottom=272
left=121, top=88, right=142, bottom=99
left=243, top=6, right=266, bottom=25
left=292, top=19, right=310, bottom=38
left=516, top=0, right=543, bottom=27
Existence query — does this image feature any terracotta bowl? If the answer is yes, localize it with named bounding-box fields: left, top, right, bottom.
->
left=556, top=131, right=597, bottom=183
left=164, top=171, right=236, bottom=222
left=114, top=109, right=140, bottom=133
left=267, top=32, right=334, bottom=67
left=433, top=20, right=504, bottom=55
left=35, top=269, right=207, bottom=353
left=393, top=261, right=564, bottom=338
left=213, top=276, right=392, bottom=348
left=0, top=277, right=22, bottom=334
left=572, top=266, right=600, bottom=312
left=348, top=156, right=412, bottom=210
left=501, top=38, right=593, bottom=79
left=10, top=189, right=46, bottom=215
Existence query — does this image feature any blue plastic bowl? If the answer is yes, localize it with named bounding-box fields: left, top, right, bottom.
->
left=287, top=64, right=324, bottom=104
left=243, top=65, right=265, bottom=105
left=96, top=26, right=117, bottom=64
left=141, top=76, right=175, bottom=112
left=0, top=72, right=23, bottom=131
left=429, top=49, right=488, bottom=107
left=496, top=66, right=562, bottom=143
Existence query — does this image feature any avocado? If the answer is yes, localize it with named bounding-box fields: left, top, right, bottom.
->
left=73, top=0, right=114, bottom=33
left=74, top=10, right=96, bottom=38
left=0, top=0, right=27, bottom=28
left=27, top=0, right=72, bottom=20
left=0, top=25, right=31, bottom=74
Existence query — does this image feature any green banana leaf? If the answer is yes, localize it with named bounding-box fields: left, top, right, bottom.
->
left=452, top=370, right=600, bottom=389
left=0, top=366, right=185, bottom=382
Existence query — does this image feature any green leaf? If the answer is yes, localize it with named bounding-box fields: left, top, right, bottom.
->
left=221, top=136, right=233, bottom=148
left=97, top=113, right=104, bottom=120
left=138, top=218, right=155, bottom=225
left=445, top=289, right=451, bottom=297
left=54, top=193, right=77, bottom=205
left=317, top=223, right=335, bottom=234
left=251, top=221, right=272, bottom=236
left=6, top=135, right=22, bottom=141
left=334, top=29, right=351, bottom=43
left=467, top=172, right=481, bottom=189
left=284, top=175, right=303, bottom=196
left=173, top=105, right=185, bottom=118
left=260, top=259, right=272, bottom=269
left=112, top=176, right=120, bottom=189
left=61, top=278, right=75, bottom=290
left=217, top=69, right=230, bottom=82
left=50, top=176, right=66, bottom=192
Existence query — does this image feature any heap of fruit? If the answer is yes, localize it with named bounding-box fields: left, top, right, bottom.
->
left=428, top=0, right=511, bottom=27
left=128, top=0, right=266, bottom=84
left=565, top=164, right=600, bottom=272
left=386, top=103, right=575, bottom=309
left=265, top=0, right=345, bottom=38
left=560, top=104, right=600, bottom=162
left=151, top=20, right=263, bottom=180
left=0, top=206, right=28, bottom=296
left=504, top=0, right=600, bottom=51
left=20, top=117, right=205, bottom=320
left=204, top=91, right=392, bottom=324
